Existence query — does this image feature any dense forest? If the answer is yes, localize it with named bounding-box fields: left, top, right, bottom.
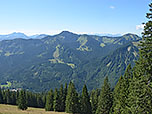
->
left=0, top=1, right=151, bottom=114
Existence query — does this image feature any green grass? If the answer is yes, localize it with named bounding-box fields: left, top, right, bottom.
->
left=0, top=104, right=68, bottom=114
left=1, top=81, right=12, bottom=88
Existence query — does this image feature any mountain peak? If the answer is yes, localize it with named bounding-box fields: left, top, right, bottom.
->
left=59, top=31, right=76, bottom=35
left=123, top=33, right=139, bottom=37
left=122, top=33, right=141, bottom=41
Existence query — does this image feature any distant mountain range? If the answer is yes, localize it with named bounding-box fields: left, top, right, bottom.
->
left=0, top=32, right=49, bottom=41
left=0, top=31, right=141, bottom=92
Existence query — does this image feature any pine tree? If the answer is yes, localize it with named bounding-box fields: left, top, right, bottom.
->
left=6, top=89, right=11, bottom=104
left=58, top=84, right=65, bottom=112
left=0, top=88, right=3, bottom=104
left=90, top=89, right=99, bottom=114
left=45, top=89, right=54, bottom=111
left=111, top=76, right=124, bottom=114
left=96, top=77, right=112, bottom=114
left=112, top=65, right=133, bottom=114
left=17, top=90, right=27, bottom=110
left=11, top=91, right=17, bottom=105
left=65, top=82, right=80, bottom=114
left=53, top=88, right=60, bottom=111
left=127, top=2, right=152, bottom=113
left=63, top=83, right=67, bottom=111
left=80, top=84, right=92, bottom=114
left=36, top=94, right=43, bottom=108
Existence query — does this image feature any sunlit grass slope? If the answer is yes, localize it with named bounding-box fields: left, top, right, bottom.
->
left=0, top=104, right=67, bottom=114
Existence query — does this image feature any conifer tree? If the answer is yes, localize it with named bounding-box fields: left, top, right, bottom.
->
left=96, top=77, right=112, bottom=114
left=36, top=94, right=43, bottom=108
left=127, top=2, right=152, bottom=113
left=53, top=88, right=60, bottom=111
left=58, top=84, right=65, bottom=112
left=90, top=89, right=99, bottom=114
left=17, top=90, right=27, bottom=110
left=112, top=65, right=132, bottom=114
left=63, top=83, right=67, bottom=111
left=65, top=82, right=80, bottom=114
left=0, top=88, right=3, bottom=104
left=80, top=84, right=92, bottom=114
left=111, top=76, right=124, bottom=114
left=45, top=89, right=54, bottom=111
left=6, top=89, right=11, bottom=104
left=11, top=92, right=17, bottom=105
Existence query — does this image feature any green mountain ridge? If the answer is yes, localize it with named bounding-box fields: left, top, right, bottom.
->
left=0, top=31, right=141, bottom=92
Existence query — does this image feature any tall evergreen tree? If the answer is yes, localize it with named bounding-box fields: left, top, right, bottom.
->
left=96, top=77, right=112, bottom=114
left=80, top=84, right=92, bottom=114
left=90, top=89, right=99, bottom=114
left=6, top=89, right=11, bottom=104
left=58, top=84, right=65, bottom=112
left=112, top=65, right=133, bottom=114
left=45, top=89, right=54, bottom=111
left=17, top=90, right=27, bottom=110
left=36, top=94, right=44, bottom=108
left=127, top=2, right=152, bottom=113
left=111, top=76, right=124, bottom=114
left=63, top=83, right=67, bottom=111
left=65, top=82, right=80, bottom=114
left=0, top=88, right=3, bottom=104
left=53, top=88, right=60, bottom=111
left=10, top=91, right=17, bottom=105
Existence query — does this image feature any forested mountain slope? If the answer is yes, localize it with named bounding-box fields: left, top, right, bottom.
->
left=0, top=31, right=141, bottom=91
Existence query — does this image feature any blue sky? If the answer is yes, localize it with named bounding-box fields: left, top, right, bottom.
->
left=0, top=0, right=150, bottom=35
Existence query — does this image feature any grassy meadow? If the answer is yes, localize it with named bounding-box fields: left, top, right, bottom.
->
left=0, top=104, right=68, bottom=114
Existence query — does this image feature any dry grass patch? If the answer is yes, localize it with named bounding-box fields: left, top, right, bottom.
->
left=0, top=104, right=68, bottom=114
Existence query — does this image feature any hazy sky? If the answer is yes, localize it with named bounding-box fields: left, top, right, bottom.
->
left=0, top=0, right=150, bottom=35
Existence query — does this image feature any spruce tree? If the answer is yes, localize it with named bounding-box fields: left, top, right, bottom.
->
left=36, top=94, right=43, bottom=108
left=0, top=88, right=3, bottom=104
left=127, top=2, right=152, bottom=113
left=17, top=90, right=27, bottom=110
left=58, top=84, right=65, bottom=112
left=63, top=83, right=67, bottom=111
left=112, top=65, right=133, bottom=114
left=65, top=82, right=80, bottom=114
left=45, top=89, right=54, bottom=111
left=11, top=92, right=17, bottom=105
left=6, top=89, right=11, bottom=104
left=80, top=84, right=92, bottom=114
left=90, top=89, right=99, bottom=114
left=96, top=77, right=112, bottom=114
left=111, top=76, right=124, bottom=114
left=53, top=88, right=60, bottom=111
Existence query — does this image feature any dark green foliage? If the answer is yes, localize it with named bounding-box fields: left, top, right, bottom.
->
left=80, top=84, right=92, bottom=114
left=111, top=76, right=124, bottom=114
left=6, top=90, right=11, bottom=104
left=112, top=64, right=133, bottom=114
left=58, top=84, right=65, bottom=112
left=90, top=89, right=99, bottom=114
left=0, top=88, right=3, bottom=103
left=63, top=83, right=67, bottom=111
left=17, top=90, right=27, bottom=110
left=36, top=94, right=44, bottom=108
left=65, top=82, right=80, bottom=114
left=53, top=88, right=60, bottom=111
left=126, top=2, right=152, bottom=113
left=0, top=89, right=45, bottom=108
left=10, top=91, right=17, bottom=105
left=96, top=77, right=113, bottom=114
left=45, top=89, right=54, bottom=111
